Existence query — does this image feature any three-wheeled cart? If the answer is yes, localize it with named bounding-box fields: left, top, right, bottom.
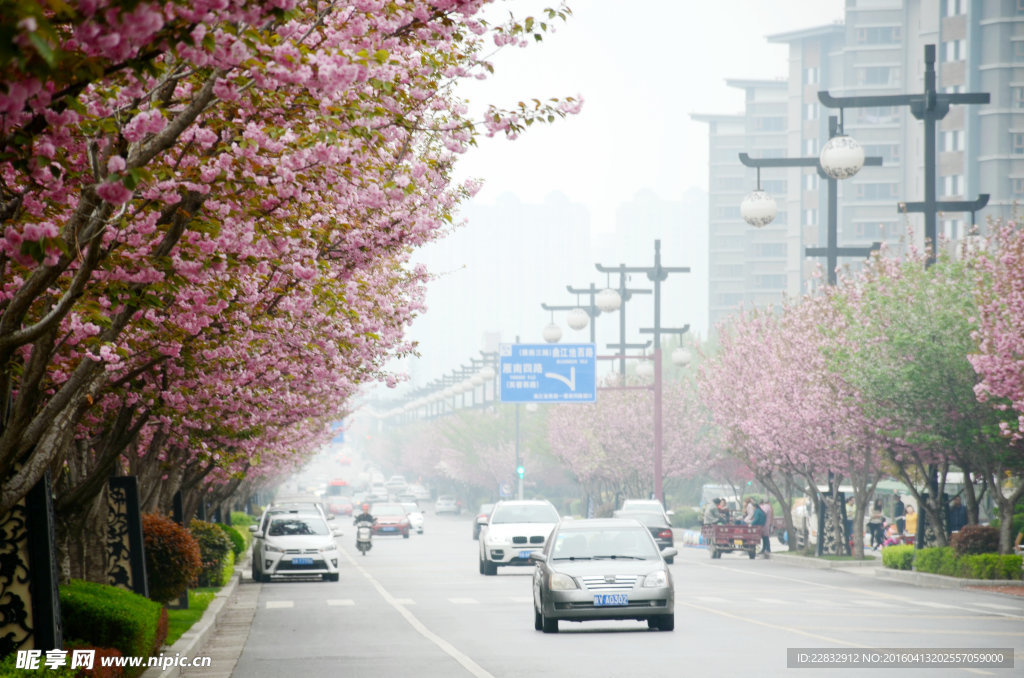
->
left=701, top=524, right=762, bottom=559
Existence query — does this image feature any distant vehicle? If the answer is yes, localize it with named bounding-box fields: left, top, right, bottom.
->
left=400, top=501, right=425, bottom=534
left=252, top=513, right=341, bottom=582
left=531, top=518, right=675, bottom=632
left=478, top=500, right=559, bottom=575
left=472, top=503, right=495, bottom=540
left=370, top=502, right=410, bottom=538
left=407, top=484, right=431, bottom=501
left=618, top=499, right=673, bottom=523
left=434, top=495, right=461, bottom=515
left=613, top=512, right=675, bottom=562
left=368, top=483, right=389, bottom=502
left=385, top=475, right=408, bottom=494
left=324, top=480, right=353, bottom=515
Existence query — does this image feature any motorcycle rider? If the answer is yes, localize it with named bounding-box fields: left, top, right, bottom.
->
left=353, top=503, right=375, bottom=526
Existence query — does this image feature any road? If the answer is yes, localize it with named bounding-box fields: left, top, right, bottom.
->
left=227, top=512, right=1022, bottom=678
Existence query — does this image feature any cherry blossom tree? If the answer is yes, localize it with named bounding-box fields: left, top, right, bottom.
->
left=0, top=0, right=581, bottom=575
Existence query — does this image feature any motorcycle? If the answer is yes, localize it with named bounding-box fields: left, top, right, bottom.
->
left=355, top=519, right=374, bottom=555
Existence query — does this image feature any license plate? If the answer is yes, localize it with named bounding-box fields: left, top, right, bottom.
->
left=292, top=557, right=313, bottom=565
left=733, top=539, right=743, bottom=546
left=518, top=550, right=533, bottom=559
left=594, top=594, right=628, bottom=607
left=381, top=527, right=396, bottom=532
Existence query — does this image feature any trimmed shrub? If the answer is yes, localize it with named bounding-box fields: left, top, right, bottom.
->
left=950, top=525, right=1000, bottom=556
left=882, top=544, right=915, bottom=570
left=914, top=547, right=958, bottom=576
left=959, top=553, right=1023, bottom=580
left=218, top=523, right=247, bottom=558
left=230, top=511, right=255, bottom=527
left=189, top=520, right=233, bottom=587
left=64, top=644, right=126, bottom=678
left=671, top=507, right=701, bottom=529
left=142, top=513, right=202, bottom=604
left=59, top=579, right=163, bottom=665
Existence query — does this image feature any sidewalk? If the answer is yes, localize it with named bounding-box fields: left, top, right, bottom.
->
left=141, top=554, right=257, bottom=678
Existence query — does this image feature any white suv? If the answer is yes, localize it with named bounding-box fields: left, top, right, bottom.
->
left=479, top=500, right=560, bottom=576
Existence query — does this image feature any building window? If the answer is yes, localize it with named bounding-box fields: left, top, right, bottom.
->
left=754, top=275, right=786, bottom=289
left=754, top=243, right=786, bottom=258
left=753, top=116, right=785, bottom=132
left=942, top=174, right=964, bottom=196
left=858, top=66, right=897, bottom=86
left=715, top=205, right=741, bottom=219
left=804, top=173, right=819, bottom=190
left=1014, top=133, right=1024, bottom=154
left=1014, top=87, right=1024, bottom=110
left=1014, top=41, right=1024, bottom=59
left=856, top=106, right=900, bottom=124
left=945, top=0, right=964, bottom=16
left=856, top=26, right=902, bottom=45
left=856, top=183, right=899, bottom=200
left=762, top=179, right=786, bottom=194
left=714, top=264, right=746, bottom=278
left=804, top=138, right=818, bottom=155
left=854, top=222, right=891, bottom=239
left=942, top=129, right=964, bottom=151
left=804, top=67, right=819, bottom=85
left=804, top=104, right=819, bottom=120
left=1012, top=178, right=1024, bottom=195
left=943, top=85, right=964, bottom=94
left=942, top=39, right=965, bottom=62
left=803, top=209, right=818, bottom=226
left=716, top=293, right=744, bottom=308
left=864, top=143, right=901, bottom=163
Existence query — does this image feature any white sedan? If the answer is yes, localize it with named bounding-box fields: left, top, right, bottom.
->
left=479, top=500, right=560, bottom=575
left=401, top=502, right=425, bottom=534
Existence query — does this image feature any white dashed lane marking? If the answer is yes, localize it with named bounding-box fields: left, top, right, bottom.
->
left=265, top=601, right=294, bottom=609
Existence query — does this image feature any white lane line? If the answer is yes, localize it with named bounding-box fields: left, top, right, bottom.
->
left=449, top=598, right=479, bottom=605
left=509, top=597, right=533, bottom=603
left=915, top=601, right=958, bottom=610
left=340, top=548, right=494, bottom=678
left=971, top=602, right=1020, bottom=611
left=265, top=601, right=294, bottom=609
left=755, top=597, right=790, bottom=605
left=394, top=598, right=416, bottom=605
left=857, top=599, right=896, bottom=608
left=327, top=599, right=355, bottom=606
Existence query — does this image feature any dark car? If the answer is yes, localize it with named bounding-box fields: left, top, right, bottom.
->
left=472, top=502, right=495, bottom=540
left=615, top=511, right=675, bottom=563
left=530, top=518, right=676, bottom=633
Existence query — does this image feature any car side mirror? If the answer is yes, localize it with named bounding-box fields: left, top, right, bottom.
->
left=661, top=547, right=678, bottom=560
left=248, top=525, right=258, bottom=533
left=476, top=516, right=488, bottom=525
left=331, top=528, right=343, bottom=537
left=666, top=510, right=675, bottom=516
left=528, top=552, right=547, bottom=563
left=327, top=514, right=336, bottom=520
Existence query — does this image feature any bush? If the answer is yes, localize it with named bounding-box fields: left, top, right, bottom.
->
left=882, top=544, right=915, bottom=570
left=951, top=525, right=1000, bottom=556
left=914, top=547, right=957, bottom=576
left=59, top=579, right=163, bottom=667
left=230, top=511, right=255, bottom=527
left=0, top=652, right=79, bottom=677
left=218, top=523, right=248, bottom=558
left=189, top=520, right=233, bottom=588
left=670, top=507, right=701, bottom=529
left=64, top=644, right=126, bottom=678
left=142, top=513, right=202, bottom=604
left=959, top=553, right=1023, bottom=580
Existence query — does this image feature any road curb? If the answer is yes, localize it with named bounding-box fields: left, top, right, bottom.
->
left=764, top=552, right=882, bottom=569
left=874, top=567, right=1024, bottom=590
left=140, top=555, right=249, bottom=678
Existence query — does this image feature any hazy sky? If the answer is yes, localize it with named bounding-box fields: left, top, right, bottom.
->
left=454, top=0, right=846, bottom=234
left=378, top=1, right=850, bottom=398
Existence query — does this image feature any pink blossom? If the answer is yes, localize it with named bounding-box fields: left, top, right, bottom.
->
left=96, top=180, right=133, bottom=204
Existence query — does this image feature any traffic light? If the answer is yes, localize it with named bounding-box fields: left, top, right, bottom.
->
left=516, top=465, right=525, bottom=479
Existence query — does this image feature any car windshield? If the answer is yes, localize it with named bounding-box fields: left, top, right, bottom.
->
left=268, top=516, right=329, bottom=537
left=551, top=527, right=660, bottom=560
left=490, top=504, right=559, bottom=524
left=371, top=503, right=405, bottom=515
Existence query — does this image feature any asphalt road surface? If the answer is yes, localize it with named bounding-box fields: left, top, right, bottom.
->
left=230, top=512, right=1023, bottom=678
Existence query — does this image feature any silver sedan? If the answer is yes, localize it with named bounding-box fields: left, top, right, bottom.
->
left=531, top=518, right=676, bottom=633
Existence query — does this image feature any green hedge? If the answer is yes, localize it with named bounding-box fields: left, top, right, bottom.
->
left=914, top=547, right=1022, bottom=580
left=230, top=511, right=256, bottom=527
left=881, top=544, right=915, bottom=570
left=60, top=579, right=166, bottom=663
left=670, top=507, right=701, bottom=529
left=218, top=523, right=249, bottom=558
left=190, top=520, right=233, bottom=587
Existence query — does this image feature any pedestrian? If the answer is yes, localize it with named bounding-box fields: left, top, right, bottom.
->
left=904, top=504, right=917, bottom=536
left=894, top=493, right=905, bottom=535
left=742, top=497, right=755, bottom=526
left=948, top=495, right=967, bottom=534
left=868, top=499, right=886, bottom=550
left=759, top=498, right=774, bottom=558
left=750, top=498, right=767, bottom=558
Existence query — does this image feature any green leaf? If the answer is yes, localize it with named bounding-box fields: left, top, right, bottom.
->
left=28, top=32, right=56, bottom=67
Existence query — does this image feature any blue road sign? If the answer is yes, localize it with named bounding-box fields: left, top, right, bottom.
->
left=499, top=343, right=597, bottom=403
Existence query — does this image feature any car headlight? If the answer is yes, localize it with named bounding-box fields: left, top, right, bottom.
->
left=487, top=535, right=509, bottom=546
left=548, top=572, right=578, bottom=591
left=321, top=543, right=338, bottom=552
left=264, top=543, right=282, bottom=553
left=643, top=570, right=668, bottom=588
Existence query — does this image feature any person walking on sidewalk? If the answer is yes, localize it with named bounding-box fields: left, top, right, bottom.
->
left=750, top=499, right=768, bottom=558
left=759, top=498, right=774, bottom=558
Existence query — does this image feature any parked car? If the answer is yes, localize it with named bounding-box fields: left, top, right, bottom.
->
left=400, top=502, right=425, bottom=534
left=472, top=503, right=495, bottom=540
left=530, top=518, right=676, bottom=632
left=370, top=502, right=411, bottom=538
left=434, top=495, right=461, bottom=515
left=252, top=513, right=341, bottom=582
left=478, top=500, right=560, bottom=575
left=618, top=499, right=673, bottom=523
left=613, top=511, right=675, bottom=562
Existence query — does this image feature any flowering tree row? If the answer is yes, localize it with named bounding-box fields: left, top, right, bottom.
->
left=0, top=0, right=580, bottom=573
left=698, top=227, right=1024, bottom=554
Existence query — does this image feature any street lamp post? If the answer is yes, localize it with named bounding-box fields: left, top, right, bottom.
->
left=739, top=116, right=884, bottom=285
left=597, top=240, right=690, bottom=506
left=593, top=265, right=652, bottom=378
left=818, top=44, right=990, bottom=266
